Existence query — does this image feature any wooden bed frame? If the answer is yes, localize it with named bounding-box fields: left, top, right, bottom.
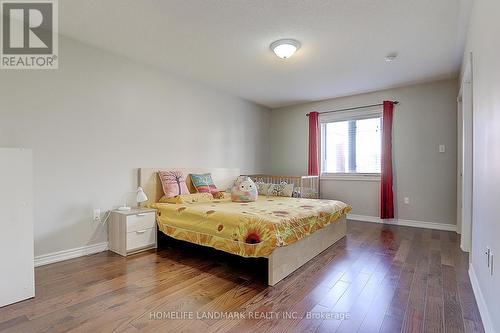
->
left=138, top=168, right=347, bottom=286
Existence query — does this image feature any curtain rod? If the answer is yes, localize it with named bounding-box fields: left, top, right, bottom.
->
left=305, top=101, right=399, bottom=116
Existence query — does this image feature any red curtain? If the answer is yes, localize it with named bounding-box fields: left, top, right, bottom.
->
left=308, top=112, right=320, bottom=176
left=381, top=101, right=394, bottom=219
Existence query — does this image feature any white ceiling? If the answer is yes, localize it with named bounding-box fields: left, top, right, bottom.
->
left=59, top=0, right=472, bottom=108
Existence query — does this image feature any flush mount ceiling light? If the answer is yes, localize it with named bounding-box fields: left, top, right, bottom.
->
left=385, top=53, right=398, bottom=62
left=270, top=39, right=301, bottom=59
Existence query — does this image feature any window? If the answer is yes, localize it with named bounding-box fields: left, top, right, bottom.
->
left=320, top=110, right=382, bottom=176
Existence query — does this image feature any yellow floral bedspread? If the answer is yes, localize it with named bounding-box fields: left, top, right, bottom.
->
left=149, top=196, right=351, bottom=258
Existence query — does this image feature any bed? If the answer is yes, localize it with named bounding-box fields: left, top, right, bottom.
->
left=138, top=168, right=351, bottom=286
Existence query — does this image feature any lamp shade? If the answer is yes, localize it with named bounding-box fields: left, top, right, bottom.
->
left=136, top=187, right=148, bottom=203
left=270, top=39, right=301, bottom=59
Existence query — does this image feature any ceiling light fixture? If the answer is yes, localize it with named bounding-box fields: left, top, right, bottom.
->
left=385, top=53, right=398, bottom=62
left=270, top=39, right=301, bottom=59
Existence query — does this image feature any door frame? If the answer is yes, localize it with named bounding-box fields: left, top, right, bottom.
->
left=458, top=52, right=473, bottom=253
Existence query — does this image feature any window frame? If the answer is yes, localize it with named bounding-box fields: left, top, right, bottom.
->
left=319, top=107, right=382, bottom=181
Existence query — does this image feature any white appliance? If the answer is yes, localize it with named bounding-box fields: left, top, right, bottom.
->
left=0, top=148, right=35, bottom=307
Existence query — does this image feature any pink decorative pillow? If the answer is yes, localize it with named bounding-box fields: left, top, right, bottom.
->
left=158, top=170, right=189, bottom=198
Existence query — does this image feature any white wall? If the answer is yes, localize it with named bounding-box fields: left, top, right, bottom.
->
left=270, top=79, right=458, bottom=226
left=0, top=36, right=270, bottom=257
left=462, top=0, right=500, bottom=331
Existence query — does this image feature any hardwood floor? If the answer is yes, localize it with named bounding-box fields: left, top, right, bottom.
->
left=0, top=220, right=484, bottom=333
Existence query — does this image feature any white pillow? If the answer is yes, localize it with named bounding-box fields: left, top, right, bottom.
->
left=255, top=182, right=271, bottom=195
left=268, top=183, right=294, bottom=197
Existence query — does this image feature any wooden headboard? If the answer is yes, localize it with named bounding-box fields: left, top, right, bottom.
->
left=138, top=168, right=240, bottom=205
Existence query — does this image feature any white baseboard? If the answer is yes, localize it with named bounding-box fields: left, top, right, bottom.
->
left=469, top=265, right=495, bottom=333
left=460, top=243, right=471, bottom=253
left=347, top=214, right=457, bottom=232
left=34, top=242, right=108, bottom=267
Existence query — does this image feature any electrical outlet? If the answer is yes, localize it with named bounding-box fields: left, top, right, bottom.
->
left=404, top=197, right=410, bottom=205
left=439, top=144, right=446, bottom=153
left=93, top=208, right=101, bottom=223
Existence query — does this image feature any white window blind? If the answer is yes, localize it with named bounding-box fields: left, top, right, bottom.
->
left=320, top=109, right=382, bottom=174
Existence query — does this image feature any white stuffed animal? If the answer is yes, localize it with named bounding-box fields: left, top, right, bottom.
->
left=231, top=176, right=258, bottom=202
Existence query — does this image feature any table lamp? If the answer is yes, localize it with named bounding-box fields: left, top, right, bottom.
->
left=118, top=187, right=148, bottom=211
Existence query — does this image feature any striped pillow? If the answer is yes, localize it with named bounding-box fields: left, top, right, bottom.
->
left=190, top=173, right=219, bottom=194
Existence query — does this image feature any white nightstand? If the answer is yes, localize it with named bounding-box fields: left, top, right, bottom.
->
left=108, top=208, right=157, bottom=256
